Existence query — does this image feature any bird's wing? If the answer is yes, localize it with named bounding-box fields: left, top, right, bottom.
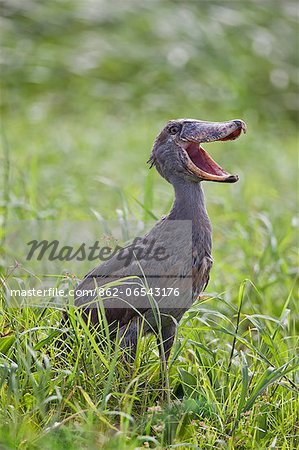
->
left=74, top=219, right=193, bottom=329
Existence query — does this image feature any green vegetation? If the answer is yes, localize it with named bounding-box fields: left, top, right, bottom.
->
left=0, top=1, right=298, bottom=449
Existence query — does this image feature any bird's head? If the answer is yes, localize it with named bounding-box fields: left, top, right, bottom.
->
left=149, top=118, right=246, bottom=184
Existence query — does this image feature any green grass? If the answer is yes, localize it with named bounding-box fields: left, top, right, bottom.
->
left=0, top=279, right=297, bottom=449
left=1, top=1, right=298, bottom=448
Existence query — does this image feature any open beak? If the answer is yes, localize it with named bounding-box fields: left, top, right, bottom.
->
left=179, top=119, right=247, bottom=183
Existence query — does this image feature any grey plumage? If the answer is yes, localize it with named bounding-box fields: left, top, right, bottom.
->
left=64, top=118, right=246, bottom=363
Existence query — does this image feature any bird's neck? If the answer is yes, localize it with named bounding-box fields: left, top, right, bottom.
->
left=168, top=180, right=212, bottom=252
left=169, top=180, right=209, bottom=221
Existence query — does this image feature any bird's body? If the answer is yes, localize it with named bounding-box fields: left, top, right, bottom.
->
left=69, top=118, right=246, bottom=362
left=74, top=181, right=212, bottom=359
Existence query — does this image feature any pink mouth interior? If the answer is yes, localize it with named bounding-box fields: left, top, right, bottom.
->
left=185, top=142, right=229, bottom=176
left=184, top=128, right=242, bottom=176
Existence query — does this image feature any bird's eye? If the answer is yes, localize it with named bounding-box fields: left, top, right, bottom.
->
left=168, top=125, right=180, bottom=135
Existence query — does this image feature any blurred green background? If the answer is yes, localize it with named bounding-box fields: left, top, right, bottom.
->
left=1, top=0, right=298, bottom=212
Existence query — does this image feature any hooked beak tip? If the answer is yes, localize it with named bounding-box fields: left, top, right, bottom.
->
left=233, top=120, right=247, bottom=134
left=228, top=174, right=239, bottom=183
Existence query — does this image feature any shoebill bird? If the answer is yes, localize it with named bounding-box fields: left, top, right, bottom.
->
left=69, top=118, right=246, bottom=366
